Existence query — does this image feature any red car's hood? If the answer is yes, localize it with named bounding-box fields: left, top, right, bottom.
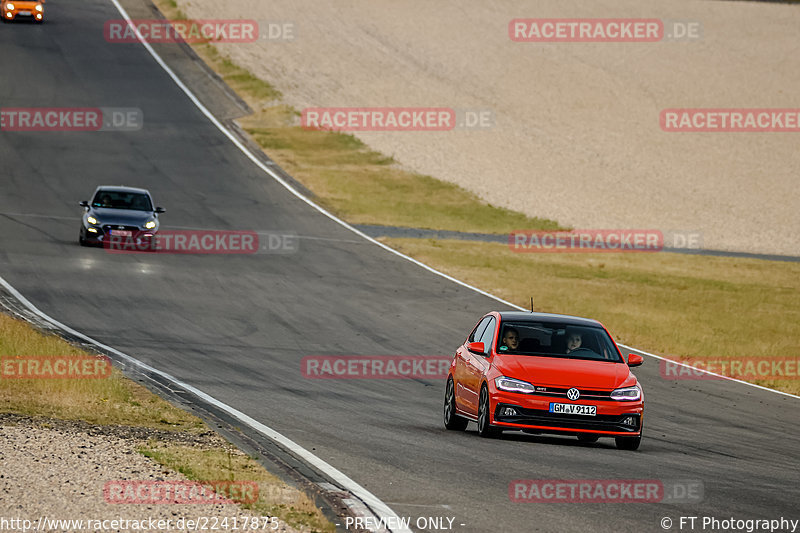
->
left=492, top=354, right=632, bottom=389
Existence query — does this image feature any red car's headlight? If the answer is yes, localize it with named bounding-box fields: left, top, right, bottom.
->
left=610, top=385, right=641, bottom=401
left=495, top=376, right=536, bottom=394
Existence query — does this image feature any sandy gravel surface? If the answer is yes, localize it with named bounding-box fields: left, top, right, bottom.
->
left=0, top=415, right=298, bottom=533
left=173, top=0, right=799, bottom=256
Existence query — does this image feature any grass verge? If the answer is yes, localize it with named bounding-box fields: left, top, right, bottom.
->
left=0, top=313, right=334, bottom=532
left=139, top=443, right=330, bottom=529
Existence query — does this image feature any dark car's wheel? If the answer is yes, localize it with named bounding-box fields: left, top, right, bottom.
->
left=444, top=378, right=468, bottom=431
left=79, top=229, right=88, bottom=246
left=477, top=386, right=501, bottom=438
left=615, top=434, right=641, bottom=450
left=577, top=434, right=599, bottom=443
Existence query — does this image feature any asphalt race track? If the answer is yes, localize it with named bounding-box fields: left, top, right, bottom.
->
left=1, top=2, right=799, bottom=532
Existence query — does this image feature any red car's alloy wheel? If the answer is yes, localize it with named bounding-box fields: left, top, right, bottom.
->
left=477, top=386, right=501, bottom=438
left=443, top=378, right=468, bottom=431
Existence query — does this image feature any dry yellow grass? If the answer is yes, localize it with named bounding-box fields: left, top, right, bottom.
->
left=0, top=314, right=202, bottom=429
left=140, top=443, right=334, bottom=532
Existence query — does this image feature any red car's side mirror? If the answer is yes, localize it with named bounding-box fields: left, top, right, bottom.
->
left=627, top=353, right=644, bottom=367
left=467, top=342, right=485, bottom=354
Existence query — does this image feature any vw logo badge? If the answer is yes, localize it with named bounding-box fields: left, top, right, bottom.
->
left=566, top=388, right=580, bottom=401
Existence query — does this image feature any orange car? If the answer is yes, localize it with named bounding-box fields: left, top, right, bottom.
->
left=2, top=0, right=45, bottom=22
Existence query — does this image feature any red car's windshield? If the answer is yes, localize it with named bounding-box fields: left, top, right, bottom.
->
left=496, top=321, right=623, bottom=362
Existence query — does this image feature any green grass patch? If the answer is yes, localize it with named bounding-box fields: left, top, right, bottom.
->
left=241, top=119, right=561, bottom=232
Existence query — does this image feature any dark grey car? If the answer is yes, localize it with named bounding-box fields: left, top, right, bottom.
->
left=79, top=186, right=165, bottom=247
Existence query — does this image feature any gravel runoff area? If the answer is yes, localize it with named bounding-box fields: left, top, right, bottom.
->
left=0, top=414, right=300, bottom=533
left=174, top=0, right=800, bottom=256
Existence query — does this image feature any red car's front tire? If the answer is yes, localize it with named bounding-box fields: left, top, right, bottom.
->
left=615, top=432, right=642, bottom=450
left=477, top=386, right=501, bottom=438
left=444, top=378, right=468, bottom=431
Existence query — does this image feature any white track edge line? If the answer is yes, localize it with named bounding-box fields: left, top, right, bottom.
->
left=0, top=274, right=411, bottom=533
left=618, top=343, right=800, bottom=400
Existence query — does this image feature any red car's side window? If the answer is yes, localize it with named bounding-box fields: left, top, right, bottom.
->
left=468, top=316, right=492, bottom=343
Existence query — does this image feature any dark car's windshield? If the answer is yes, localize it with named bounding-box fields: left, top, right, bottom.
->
left=496, top=321, right=623, bottom=362
left=92, top=191, right=153, bottom=211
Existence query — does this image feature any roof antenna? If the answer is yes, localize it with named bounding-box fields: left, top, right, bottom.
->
left=530, top=297, right=534, bottom=313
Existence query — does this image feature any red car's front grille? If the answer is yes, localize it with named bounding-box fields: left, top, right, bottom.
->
left=526, top=387, right=613, bottom=400
left=494, top=404, right=640, bottom=432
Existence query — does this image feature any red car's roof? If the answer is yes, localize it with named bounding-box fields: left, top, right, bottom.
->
left=496, top=311, right=603, bottom=328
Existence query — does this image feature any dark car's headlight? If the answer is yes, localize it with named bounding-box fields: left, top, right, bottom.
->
left=495, top=376, right=537, bottom=394
left=86, top=216, right=99, bottom=225
left=144, top=220, right=156, bottom=229
left=610, top=385, right=641, bottom=401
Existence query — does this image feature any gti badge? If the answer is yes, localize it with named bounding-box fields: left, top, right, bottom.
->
left=566, top=388, right=580, bottom=401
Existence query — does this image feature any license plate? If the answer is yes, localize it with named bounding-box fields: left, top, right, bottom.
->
left=19, top=10, right=32, bottom=15
left=549, top=403, right=597, bottom=416
left=110, top=230, right=132, bottom=237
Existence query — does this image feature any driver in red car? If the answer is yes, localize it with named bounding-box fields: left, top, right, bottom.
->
left=500, top=327, right=520, bottom=351
left=566, top=331, right=583, bottom=354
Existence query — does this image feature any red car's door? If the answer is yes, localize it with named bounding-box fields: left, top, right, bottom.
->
left=455, top=316, right=492, bottom=415
left=462, top=316, right=496, bottom=416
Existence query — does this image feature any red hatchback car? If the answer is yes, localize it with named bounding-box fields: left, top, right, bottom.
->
left=444, top=311, right=644, bottom=450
